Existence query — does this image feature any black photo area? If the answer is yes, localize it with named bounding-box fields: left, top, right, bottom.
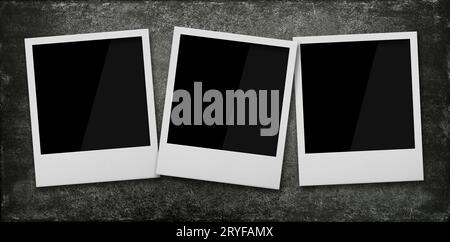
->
left=300, top=39, right=415, bottom=154
left=167, top=35, right=290, bottom=156
left=33, top=37, right=150, bottom=154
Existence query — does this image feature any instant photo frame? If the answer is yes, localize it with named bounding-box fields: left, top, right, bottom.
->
left=25, top=30, right=159, bottom=187
left=294, top=32, right=423, bottom=186
left=156, top=27, right=297, bottom=189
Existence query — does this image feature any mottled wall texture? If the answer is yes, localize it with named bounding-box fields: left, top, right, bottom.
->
left=0, top=0, right=449, bottom=221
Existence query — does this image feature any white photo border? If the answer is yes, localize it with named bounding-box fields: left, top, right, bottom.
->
left=25, top=29, right=159, bottom=187
left=294, top=32, right=423, bottom=186
left=156, top=27, right=298, bottom=189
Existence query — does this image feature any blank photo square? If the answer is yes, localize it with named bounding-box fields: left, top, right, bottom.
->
left=167, top=35, right=289, bottom=156
left=33, top=37, right=150, bottom=154
left=300, top=39, right=415, bottom=154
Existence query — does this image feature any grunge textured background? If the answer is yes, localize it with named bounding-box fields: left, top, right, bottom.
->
left=1, top=0, right=449, bottom=221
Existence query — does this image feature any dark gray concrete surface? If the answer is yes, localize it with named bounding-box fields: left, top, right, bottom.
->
left=0, top=0, right=449, bottom=221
